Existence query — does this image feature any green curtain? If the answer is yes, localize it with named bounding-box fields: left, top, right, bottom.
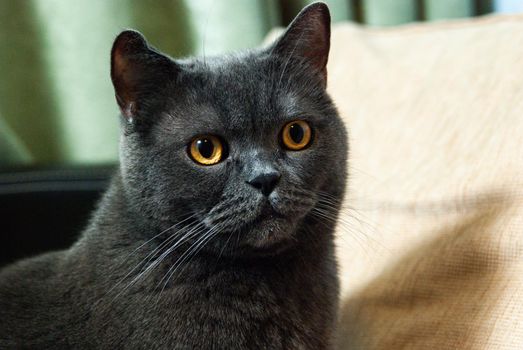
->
left=424, top=0, right=474, bottom=20
left=0, top=0, right=280, bottom=166
left=362, top=0, right=418, bottom=26
left=0, top=0, right=491, bottom=167
left=0, top=115, right=32, bottom=166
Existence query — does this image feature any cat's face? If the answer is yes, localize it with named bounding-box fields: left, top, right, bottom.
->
left=112, top=3, right=347, bottom=254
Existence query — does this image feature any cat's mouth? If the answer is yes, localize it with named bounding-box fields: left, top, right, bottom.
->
left=250, top=202, right=285, bottom=225
left=234, top=201, right=299, bottom=248
left=202, top=194, right=310, bottom=250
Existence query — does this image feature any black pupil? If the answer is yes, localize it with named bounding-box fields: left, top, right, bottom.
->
left=197, top=139, right=214, bottom=158
left=289, top=123, right=304, bottom=144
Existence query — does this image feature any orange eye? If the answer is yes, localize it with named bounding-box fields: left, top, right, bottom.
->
left=281, top=120, right=312, bottom=150
left=189, top=135, right=224, bottom=165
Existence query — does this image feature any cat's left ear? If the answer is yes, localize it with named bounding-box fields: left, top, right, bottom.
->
left=111, top=30, right=178, bottom=121
left=270, top=2, right=331, bottom=87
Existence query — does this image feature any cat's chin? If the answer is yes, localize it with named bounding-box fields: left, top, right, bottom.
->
left=240, top=213, right=298, bottom=250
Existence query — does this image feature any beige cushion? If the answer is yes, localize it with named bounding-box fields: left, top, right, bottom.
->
left=326, top=15, right=523, bottom=350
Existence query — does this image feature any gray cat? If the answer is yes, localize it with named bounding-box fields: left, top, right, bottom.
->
left=0, top=3, right=347, bottom=349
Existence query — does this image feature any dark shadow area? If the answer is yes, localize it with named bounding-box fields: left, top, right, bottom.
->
left=0, top=165, right=115, bottom=268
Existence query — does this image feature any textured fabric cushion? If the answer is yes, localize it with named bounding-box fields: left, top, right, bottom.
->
left=324, top=15, right=523, bottom=349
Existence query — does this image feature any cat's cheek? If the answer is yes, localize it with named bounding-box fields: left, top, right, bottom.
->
left=283, top=151, right=324, bottom=187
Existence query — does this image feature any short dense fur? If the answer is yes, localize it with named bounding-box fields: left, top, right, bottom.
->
left=0, top=3, right=347, bottom=349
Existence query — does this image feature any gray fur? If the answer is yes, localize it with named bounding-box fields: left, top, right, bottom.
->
left=0, top=3, right=347, bottom=349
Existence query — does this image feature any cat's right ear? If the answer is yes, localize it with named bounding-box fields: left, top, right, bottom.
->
left=111, top=30, right=178, bottom=121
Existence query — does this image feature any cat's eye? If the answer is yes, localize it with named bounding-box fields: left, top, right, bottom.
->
left=281, top=120, right=312, bottom=150
left=189, top=135, right=224, bottom=165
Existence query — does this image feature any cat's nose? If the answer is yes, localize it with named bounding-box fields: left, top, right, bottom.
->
left=246, top=172, right=281, bottom=196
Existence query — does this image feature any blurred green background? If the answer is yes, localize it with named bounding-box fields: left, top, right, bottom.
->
left=0, top=0, right=501, bottom=167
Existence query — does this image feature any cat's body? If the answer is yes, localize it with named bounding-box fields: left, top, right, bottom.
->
left=0, top=176, right=339, bottom=349
left=0, top=3, right=347, bottom=349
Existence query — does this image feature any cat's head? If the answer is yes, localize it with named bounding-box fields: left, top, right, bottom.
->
left=110, top=3, right=347, bottom=254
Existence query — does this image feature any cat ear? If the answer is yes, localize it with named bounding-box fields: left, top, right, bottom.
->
left=271, top=3, right=331, bottom=87
left=111, top=30, right=178, bottom=120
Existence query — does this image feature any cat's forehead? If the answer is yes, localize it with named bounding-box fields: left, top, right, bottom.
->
left=199, top=53, right=277, bottom=101
left=166, top=54, right=302, bottom=132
